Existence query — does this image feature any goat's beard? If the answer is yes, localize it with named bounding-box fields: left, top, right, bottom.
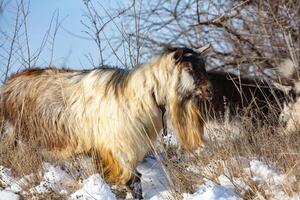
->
left=168, top=95, right=205, bottom=150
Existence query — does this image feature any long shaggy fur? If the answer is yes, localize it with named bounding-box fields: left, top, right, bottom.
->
left=0, top=47, right=210, bottom=186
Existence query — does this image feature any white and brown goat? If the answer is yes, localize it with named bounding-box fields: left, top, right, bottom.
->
left=0, top=45, right=211, bottom=198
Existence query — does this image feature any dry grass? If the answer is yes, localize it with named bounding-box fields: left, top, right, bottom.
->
left=0, top=139, right=43, bottom=176
left=161, top=113, right=300, bottom=199
left=0, top=109, right=299, bottom=199
left=0, top=136, right=99, bottom=199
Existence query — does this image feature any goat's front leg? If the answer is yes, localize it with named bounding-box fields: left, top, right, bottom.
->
left=95, top=148, right=143, bottom=199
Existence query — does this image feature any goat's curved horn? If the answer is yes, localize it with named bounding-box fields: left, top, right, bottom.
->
left=195, top=43, right=211, bottom=54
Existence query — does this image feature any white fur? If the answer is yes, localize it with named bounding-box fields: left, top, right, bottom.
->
left=180, top=71, right=195, bottom=92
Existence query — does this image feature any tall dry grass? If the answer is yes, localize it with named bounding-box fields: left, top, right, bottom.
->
left=159, top=107, right=300, bottom=199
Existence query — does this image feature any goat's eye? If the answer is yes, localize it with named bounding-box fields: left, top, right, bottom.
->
left=184, top=64, right=193, bottom=73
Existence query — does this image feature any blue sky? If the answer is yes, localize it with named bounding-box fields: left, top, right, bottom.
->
left=1, top=0, right=128, bottom=70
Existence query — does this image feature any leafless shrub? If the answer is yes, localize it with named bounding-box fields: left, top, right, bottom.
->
left=0, top=0, right=66, bottom=83
left=118, top=0, right=299, bottom=75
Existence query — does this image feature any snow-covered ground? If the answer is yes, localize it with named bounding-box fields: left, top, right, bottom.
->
left=70, top=174, right=116, bottom=200
left=183, top=182, right=241, bottom=200
left=1, top=155, right=299, bottom=200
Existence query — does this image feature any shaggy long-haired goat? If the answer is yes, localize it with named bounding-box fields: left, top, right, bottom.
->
left=0, top=45, right=211, bottom=197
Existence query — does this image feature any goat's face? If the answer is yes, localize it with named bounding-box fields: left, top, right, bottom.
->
left=166, top=46, right=212, bottom=101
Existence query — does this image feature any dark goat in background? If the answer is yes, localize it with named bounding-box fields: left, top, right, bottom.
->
left=204, top=71, right=294, bottom=122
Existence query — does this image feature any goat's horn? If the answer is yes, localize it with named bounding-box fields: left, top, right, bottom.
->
left=195, top=43, right=211, bottom=54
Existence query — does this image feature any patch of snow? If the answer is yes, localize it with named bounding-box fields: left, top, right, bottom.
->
left=137, top=157, right=172, bottom=199
left=248, top=159, right=298, bottom=200
left=161, top=131, right=178, bottom=147
left=0, top=165, right=31, bottom=193
left=8, top=174, right=34, bottom=193
left=250, top=160, right=286, bottom=186
left=183, top=182, right=241, bottom=200
left=289, top=193, right=300, bottom=200
left=30, top=162, right=73, bottom=195
left=0, top=190, right=20, bottom=200
left=70, top=174, right=116, bottom=200
left=218, top=175, right=248, bottom=192
left=0, top=165, right=16, bottom=188
left=186, top=164, right=200, bottom=174
left=199, top=157, right=300, bottom=200
left=148, top=190, right=173, bottom=200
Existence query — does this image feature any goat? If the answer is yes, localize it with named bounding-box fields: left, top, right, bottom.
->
left=0, top=45, right=211, bottom=198
left=204, top=70, right=293, bottom=123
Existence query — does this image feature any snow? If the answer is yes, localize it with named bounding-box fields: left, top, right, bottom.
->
left=183, top=182, right=241, bottom=200
left=250, top=160, right=286, bottom=186
left=8, top=174, right=34, bottom=193
left=200, top=158, right=300, bottom=200
left=218, top=175, right=246, bottom=192
left=0, top=165, right=16, bottom=188
left=0, top=190, right=20, bottom=200
left=1, top=157, right=299, bottom=199
left=137, top=157, right=172, bottom=199
left=161, top=132, right=178, bottom=146
left=248, top=159, right=299, bottom=200
left=0, top=165, right=30, bottom=193
left=30, top=162, right=74, bottom=194
left=70, top=174, right=116, bottom=200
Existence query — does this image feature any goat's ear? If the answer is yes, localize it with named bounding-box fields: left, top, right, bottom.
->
left=194, top=43, right=211, bottom=54
left=173, top=48, right=184, bottom=63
